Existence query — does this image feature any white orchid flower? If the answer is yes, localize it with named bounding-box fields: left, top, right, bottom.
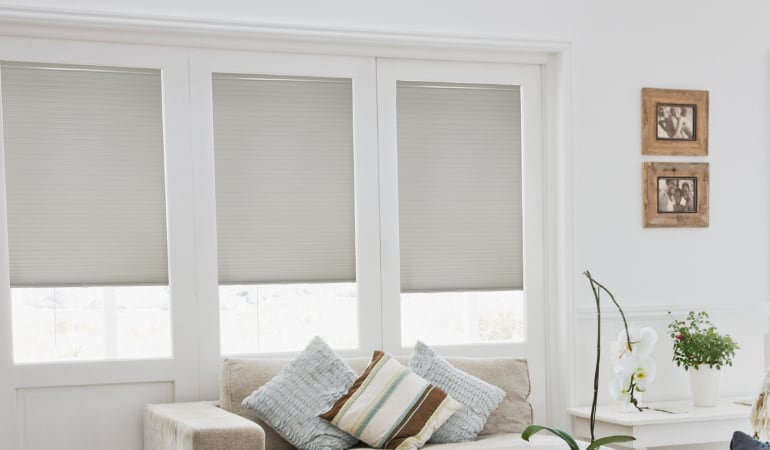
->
left=636, top=327, right=658, bottom=356
left=616, top=328, right=638, bottom=353
left=637, top=355, right=657, bottom=388
left=611, top=325, right=658, bottom=408
left=614, top=352, right=657, bottom=391
left=608, top=373, right=631, bottom=401
left=616, top=326, right=657, bottom=356
left=625, top=354, right=656, bottom=390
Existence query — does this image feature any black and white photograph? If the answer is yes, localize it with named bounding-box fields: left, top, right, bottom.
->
left=656, top=104, right=696, bottom=141
left=644, top=163, right=709, bottom=227
left=642, top=88, right=709, bottom=156
left=657, top=177, right=697, bottom=213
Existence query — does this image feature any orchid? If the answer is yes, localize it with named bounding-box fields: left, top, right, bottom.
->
left=609, top=326, right=657, bottom=405
left=610, top=352, right=656, bottom=400
left=522, top=271, right=635, bottom=450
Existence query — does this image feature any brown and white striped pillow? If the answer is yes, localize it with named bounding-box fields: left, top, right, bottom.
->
left=320, top=351, right=462, bottom=450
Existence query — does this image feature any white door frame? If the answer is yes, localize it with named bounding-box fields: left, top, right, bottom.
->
left=0, top=37, right=200, bottom=450
left=186, top=49, right=382, bottom=399
left=375, top=58, right=548, bottom=423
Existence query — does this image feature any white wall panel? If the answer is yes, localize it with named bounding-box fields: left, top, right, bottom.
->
left=572, top=304, right=767, bottom=407
left=16, top=382, right=173, bottom=450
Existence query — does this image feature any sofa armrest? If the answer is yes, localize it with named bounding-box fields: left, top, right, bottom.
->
left=144, top=401, right=265, bottom=450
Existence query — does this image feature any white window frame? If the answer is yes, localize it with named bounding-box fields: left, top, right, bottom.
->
left=0, top=37, right=200, bottom=450
left=376, top=58, right=547, bottom=420
left=0, top=30, right=573, bottom=446
left=187, top=50, right=381, bottom=396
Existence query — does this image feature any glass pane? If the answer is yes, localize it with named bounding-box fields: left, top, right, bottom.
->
left=401, top=290, right=525, bottom=346
left=219, top=282, right=358, bottom=354
left=11, top=286, right=171, bottom=363
left=114, top=286, right=172, bottom=359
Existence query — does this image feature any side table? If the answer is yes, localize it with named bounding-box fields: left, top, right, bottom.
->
left=568, top=399, right=752, bottom=450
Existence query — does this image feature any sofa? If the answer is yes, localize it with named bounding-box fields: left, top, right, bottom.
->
left=144, top=355, right=567, bottom=450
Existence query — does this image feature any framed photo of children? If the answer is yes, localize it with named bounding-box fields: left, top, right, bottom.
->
left=641, top=88, right=709, bottom=156
left=643, top=162, right=709, bottom=228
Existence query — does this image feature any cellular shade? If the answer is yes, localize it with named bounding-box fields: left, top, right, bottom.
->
left=212, top=74, right=355, bottom=285
left=396, top=81, right=522, bottom=292
left=1, top=63, right=168, bottom=287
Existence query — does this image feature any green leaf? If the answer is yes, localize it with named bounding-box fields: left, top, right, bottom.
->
left=586, top=435, right=636, bottom=450
left=522, top=425, right=580, bottom=450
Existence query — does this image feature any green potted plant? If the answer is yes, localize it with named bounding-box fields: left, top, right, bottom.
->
left=667, top=311, right=739, bottom=407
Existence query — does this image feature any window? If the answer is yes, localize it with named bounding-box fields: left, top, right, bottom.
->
left=212, top=73, right=358, bottom=354
left=401, top=291, right=525, bottom=347
left=0, top=57, right=540, bottom=359
left=11, top=286, right=170, bottom=362
left=373, top=59, right=544, bottom=355
left=209, top=59, right=542, bottom=355
left=219, top=283, right=357, bottom=354
left=1, top=62, right=171, bottom=363
left=395, top=81, right=525, bottom=347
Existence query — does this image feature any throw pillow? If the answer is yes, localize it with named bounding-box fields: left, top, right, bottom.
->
left=320, top=350, right=462, bottom=450
left=241, top=336, right=358, bottom=450
left=731, top=431, right=770, bottom=450
left=409, top=341, right=506, bottom=443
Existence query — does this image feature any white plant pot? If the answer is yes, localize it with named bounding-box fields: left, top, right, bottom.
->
left=689, top=366, right=721, bottom=407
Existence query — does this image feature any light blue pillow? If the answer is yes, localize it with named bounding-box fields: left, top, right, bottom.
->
left=242, top=337, right=358, bottom=450
left=409, top=341, right=506, bottom=443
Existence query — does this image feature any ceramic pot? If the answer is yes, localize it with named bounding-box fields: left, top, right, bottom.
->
left=689, top=365, right=720, bottom=407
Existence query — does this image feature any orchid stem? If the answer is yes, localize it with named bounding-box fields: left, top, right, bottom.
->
left=585, top=271, right=600, bottom=443
left=586, top=274, right=632, bottom=349
left=584, top=270, right=640, bottom=439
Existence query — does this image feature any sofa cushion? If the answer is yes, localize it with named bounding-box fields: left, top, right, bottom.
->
left=444, top=357, right=532, bottom=435
left=352, top=434, right=581, bottom=450
left=320, top=351, right=461, bottom=449
left=240, top=337, right=358, bottom=450
left=423, top=433, right=578, bottom=450
left=409, top=341, right=505, bottom=443
left=221, top=358, right=295, bottom=450
left=221, top=354, right=531, bottom=450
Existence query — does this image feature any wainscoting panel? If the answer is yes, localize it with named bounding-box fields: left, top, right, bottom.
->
left=572, top=302, right=768, bottom=407
left=17, top=381, right=174, bottom=450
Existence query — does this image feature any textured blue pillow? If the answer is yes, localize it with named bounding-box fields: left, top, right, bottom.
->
left=732, top=431, right=770, bottom=450
left=242, top=337, right=358, bottom=450
left=409, top=341, right=506, bottom=443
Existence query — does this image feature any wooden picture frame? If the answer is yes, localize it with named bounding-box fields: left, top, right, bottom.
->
left=643, top=162, right=709, bottom=228
left=642, top=88, right=709, bottom=156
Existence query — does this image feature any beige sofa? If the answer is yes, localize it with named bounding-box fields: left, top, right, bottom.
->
left=144, top=356, right=561, bottom=450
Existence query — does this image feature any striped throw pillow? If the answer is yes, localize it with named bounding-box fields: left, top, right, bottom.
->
left=320, top=351, right=462, bottom=450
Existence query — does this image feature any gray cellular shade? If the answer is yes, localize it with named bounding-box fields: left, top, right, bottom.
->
left=1, top=63, right=168, bottom=287
left=396, top=82, right=522, bottom=292
left=212, top=74, right=355, bottom=285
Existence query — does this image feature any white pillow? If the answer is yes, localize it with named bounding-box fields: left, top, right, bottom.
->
left=242, top=337, right=358, bottom=450
left=409, top=341, right=506, bottom=443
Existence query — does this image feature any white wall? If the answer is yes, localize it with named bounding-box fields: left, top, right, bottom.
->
left=0, top=0, right=769, bottom=445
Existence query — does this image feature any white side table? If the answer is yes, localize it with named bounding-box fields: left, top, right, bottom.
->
left=568, top=399, right=752, bottom=450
